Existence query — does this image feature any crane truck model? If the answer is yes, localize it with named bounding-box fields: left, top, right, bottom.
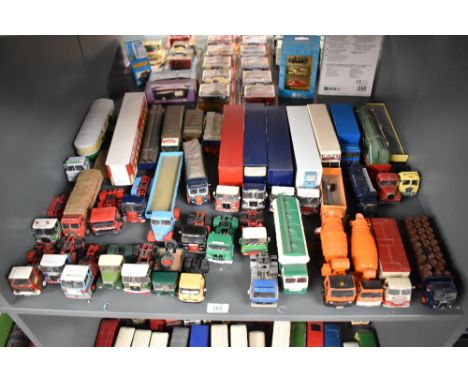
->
left=61, top=169, right=104, bottom=238
left=350, top=214, right=383, bottom=307
left=371, top=218, right=412, bottom=308
left=248, top=253, right=279, bottom=307
left=319, top=215, right=356, bottom=307
left=145, top=151, right=183, bottom=242
left=403, top=216, right=457, bottom=310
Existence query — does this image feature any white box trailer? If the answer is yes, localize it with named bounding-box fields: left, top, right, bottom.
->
left=286, top=106, right=322, bottom=189
left=106, top=92, right=148, bottom=186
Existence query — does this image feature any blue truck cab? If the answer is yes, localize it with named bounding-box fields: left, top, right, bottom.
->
left=244, top=104, right=268, bottom=184
left=189, top=324, right=210, bottom=347
left=329, top=103, right=361, bottom=166
left=348, top=165, right=378, bottom=217
left=250, top=279, right=279, bottom=306
left=324, top=323, right=342, bottom=347
left=145, top=152, right=183, bottom=242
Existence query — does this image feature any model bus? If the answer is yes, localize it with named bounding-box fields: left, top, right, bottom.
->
left=286, top=106, right=322, bottom=189
left=74, top=98, right=114, bottom=159
left=307, top=104, right=341, bottom=167
left=106, top=92, right=147, bottom=186
left=244, top=103, right=268, bottom=184
left=189, top=324, right=209, bottom=347
left=211, top=324, right=229, bottom=347
left=265, top=106, right=294, bottom=187
left=329, top=103, right=361, bottom=165
left=272, top=321, right=291, bottom=347
left=161, top=105, right=185, bottom=151
left=183, top=139, right=209, bottom=205
left=272, top=194, right=309, bottom=294
left=218, top=105, right=244, bottom=186
left=138, top=104, right=164, bottom=170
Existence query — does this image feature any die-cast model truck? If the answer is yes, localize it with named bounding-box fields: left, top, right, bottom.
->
left=214, top=185, right=241, bottom=213
left=272, top=194, right=309, bottom=294
left=371, top=218, right=412, bottom=308
left=206, top=215, right=239, bottom=264
left=31, top=218, right=62, bottom=246
left=248, top=253, right=279, bottom=307
left=89, top=188, right=124, bottom=236
left=350, top=214, right=383, bottom=307
left=239, top=227, right=269, bottom=257
left=145, top=151, right=183, bottom=242
left=183, top=139, right=210, bottom=205
left=63, top=156, right=91, bottom=182
left=61, top=169, right=104, bottom=238
left=97, top=254, right=125, bottom=289
left=320, top=215, right=356, bottom=307
left=348, top=165, right=378, bottom=217
left=8, top=266, right=44, bottom=296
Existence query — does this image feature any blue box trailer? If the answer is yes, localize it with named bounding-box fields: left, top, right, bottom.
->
left=265, top=106, right=294, bottom=186
left=243, top=103, right=268, bottom=184
left=189, top=324, right=209, bottom=347
left=329, top=103, right=361, bottom=165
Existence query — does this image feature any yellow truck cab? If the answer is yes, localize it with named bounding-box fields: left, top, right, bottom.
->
left=398, top=171, right=420, bottom=197
left=177, top=273, right=205, bottom=303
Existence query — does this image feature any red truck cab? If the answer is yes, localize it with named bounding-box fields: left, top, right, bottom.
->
left=375, top=172, right=401, bottom=203
left=8, top=266, right=44, bottom=296
left=61, top=214, right=87, bottom=238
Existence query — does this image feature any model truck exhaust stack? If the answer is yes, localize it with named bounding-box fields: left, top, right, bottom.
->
left=145, top=151, right=183, bottom=243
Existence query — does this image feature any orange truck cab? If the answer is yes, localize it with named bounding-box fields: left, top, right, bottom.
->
left=350, top=213, right=383, bottom=307
left=320, top=216, right=356, bottom=307
left=89, top=207, right=122, bottom=236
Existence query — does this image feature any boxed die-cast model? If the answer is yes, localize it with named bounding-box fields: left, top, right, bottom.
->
left=243, top=104, right=268, bottom=184
left=329, top=103, right=361, bottom=165
left=126, top=40, right=152, bottom=87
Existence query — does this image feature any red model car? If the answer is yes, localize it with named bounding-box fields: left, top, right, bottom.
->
left=306, top=322, right=324, bottom=347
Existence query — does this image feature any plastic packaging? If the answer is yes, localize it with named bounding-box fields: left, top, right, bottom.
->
left=242, top=70, right=272, bottom=85
left=241, top=56, right=269, bottom=70
left=203, top=55, right=232, bottom=69
left=241, top=35, right=268, bottom=45
left=206, top=44, right=233, bottom=56
left=202, top=69, right=232, bottom=84
left=207, top=35, right=233, bottom=45
left=145, top=79, right=197, bottom=105
left=240, top=44, right=267, bottom=57
left=244, top=84, right=275, bottom=105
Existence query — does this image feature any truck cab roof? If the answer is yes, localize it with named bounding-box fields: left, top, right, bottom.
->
left=8, top=266, right=33, bottom=280
left=40, top=254, right=68, bottom=267
left=32, top=218, right=58, bottom=230
left=242, top=226, right=267, bottom=239
left=98, top=254, right=124, bottom=267
left=61, top=265, right=89, bottom=281
left=179, top=273, right=204, bottom=288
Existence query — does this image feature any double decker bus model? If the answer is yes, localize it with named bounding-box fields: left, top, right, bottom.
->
left=307, top=104, right=342, bottom=168
left=265, top=106, right=294, bottom=187
left=329, top=103, right=361, bottom=166
left=74, top=98, right=115, bottom=159
left=371, top=218, right=412, bottom=308
left=286, top=106, right=322, bottom=214
left=60, top=169, right=103, bottom=237
left=218, top=105, right=244, bottom=186
left=183, top=139, right=209, bottom=205
left=106, top=92, right=148, bottom=186
left=145, top=152, right=183, bottom=243
left=160, top=105, right=185, bottom=152
left=272, top=194, right=309, bottom=294
left=138, top=104, right=164, bottom=170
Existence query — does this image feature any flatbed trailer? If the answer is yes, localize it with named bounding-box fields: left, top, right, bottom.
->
left=145, top=152, right=183, bottom=242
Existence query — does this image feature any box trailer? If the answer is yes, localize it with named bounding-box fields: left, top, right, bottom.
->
left=243, top=103, right=267, bottom=184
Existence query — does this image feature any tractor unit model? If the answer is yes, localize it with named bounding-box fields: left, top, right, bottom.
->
left=206, top=215, right=239, bottom=264
left=239, top=227, right=269, bottom=257
left=241, top=183, right=267, bottom=210
left=213, top=185, right=241, bottom=213
left=248, top=253, right=279, bottom=307
left=8, top=265, right=44, bottom=296
left=63, top=156, right=91, bottom=182
left=31, top=218, right=62, bottom=245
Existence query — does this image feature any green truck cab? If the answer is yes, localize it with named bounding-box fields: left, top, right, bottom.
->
left=152, top=271, right=179, bottom=296
left=97, top=244, right=136, bottom=290
left=206, top=215, right=239, bottom=264
left=239, top=226, right=269, bottom=256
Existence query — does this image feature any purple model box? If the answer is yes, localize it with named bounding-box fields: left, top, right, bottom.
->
left=145, top=78, right=197, bottom=105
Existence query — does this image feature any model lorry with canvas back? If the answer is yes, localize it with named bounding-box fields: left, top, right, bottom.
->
left=272, top=194, right=309, bottom=294
left=403, top=216, right=457, bottom=310
left=145, top=151, right=183, bottom=242
left=106, top=92, right=148, bottom=186
left=206, top=215, right=239, bottom=264
left=350, top=214, right=383, bottom=306
left=61, top=169, right=103, bottom=238
left=183, top=139, right=210, bottom=205
left=319, top=215, right=356, bottom=307
left=371, top=217, right=412, bottom=308
left=160, top=105, right=184, bottom=151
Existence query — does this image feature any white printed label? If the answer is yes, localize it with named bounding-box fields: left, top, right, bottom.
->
left=207, top=303, right=229, bottom=314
